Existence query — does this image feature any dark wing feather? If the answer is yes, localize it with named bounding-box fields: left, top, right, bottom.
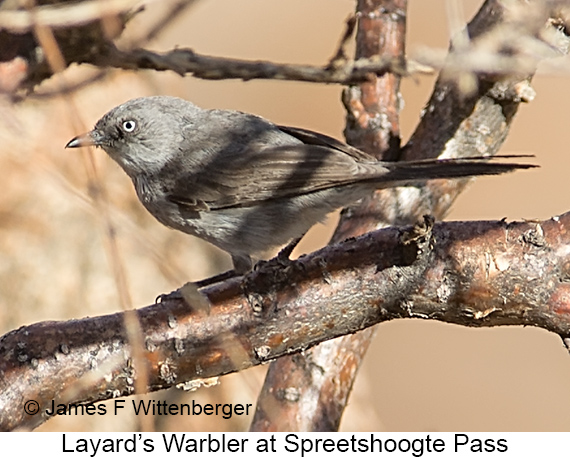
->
left=168, top=144, right=383, bottom=211
left=277, top=125, right=374, bottom=161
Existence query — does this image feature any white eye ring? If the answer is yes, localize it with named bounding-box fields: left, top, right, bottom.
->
left=122, top=120, right=136, bottom=133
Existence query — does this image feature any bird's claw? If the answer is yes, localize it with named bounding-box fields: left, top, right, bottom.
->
left=155, top=289, right=183, bottom=304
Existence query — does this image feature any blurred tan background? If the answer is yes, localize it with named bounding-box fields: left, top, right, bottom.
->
left=1, top=0, right=570, bottom=432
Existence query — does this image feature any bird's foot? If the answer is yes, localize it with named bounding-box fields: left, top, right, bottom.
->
left=155, top=270, right=241, bottom=304
left=254, top=237, right=302, bottom=271
left=155, top=289, right=183, bottom=303
left=195, top=269, right=240, bottom=288
left=155, top=281, right=212, bottom=315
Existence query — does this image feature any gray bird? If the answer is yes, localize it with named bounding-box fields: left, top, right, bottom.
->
left=66, top=96, right=534, bottom=278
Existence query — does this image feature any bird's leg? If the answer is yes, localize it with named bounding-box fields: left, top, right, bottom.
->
left=155, top=269, right=236, bottom=304
left=276, top=236, right=303, bottom=264
left=156, top=254, right=252, bottom=303
left=242, top=237, right=304, bottom=317
left=254, top=237, right=303, bottom=271
left=155, top=269, right=237, bottom=303
left=182, top=254, right=253, bottom=289
left=182, top=239, right=302, bottom=296
left=194, top=269, right=240, bottom=288
left=156, top=240, right=303, bottom=304
left=192, top=240, right=302, bottom=288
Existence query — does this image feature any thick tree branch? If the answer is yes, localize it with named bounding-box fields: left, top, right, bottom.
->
left=2, top=212, right=570, bottom=431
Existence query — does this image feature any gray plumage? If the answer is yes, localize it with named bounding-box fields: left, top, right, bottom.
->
left=66, top=96, right=535, bottom=273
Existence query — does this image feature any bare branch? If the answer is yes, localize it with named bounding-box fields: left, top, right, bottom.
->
left=2, top=213, right=570, bottom=431
left=0, top=0, right=141, bottom=32
left=93, top=44, right=408, bottom=84
left=326, top=14, right=359, bottom=69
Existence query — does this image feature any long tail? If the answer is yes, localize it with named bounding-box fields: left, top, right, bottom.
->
left=372, top=155, right=537, bottom=185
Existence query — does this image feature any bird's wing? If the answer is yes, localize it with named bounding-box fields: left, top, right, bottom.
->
left=277, top=125, right=375, bottom=161
left=167, top=144, right=383, bottom=211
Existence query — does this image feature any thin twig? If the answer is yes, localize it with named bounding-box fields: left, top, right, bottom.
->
left=326, top=14, right=359, bottom=69
left=0, top=0, right=143, bottom=32
left=95, top=44, right=411, bottom=84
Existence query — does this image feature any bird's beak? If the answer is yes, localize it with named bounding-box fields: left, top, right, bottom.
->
left=65, top=129, right=105, bottom=149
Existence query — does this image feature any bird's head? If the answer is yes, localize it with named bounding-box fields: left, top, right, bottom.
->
left=66, top=96, right=201, bottom=176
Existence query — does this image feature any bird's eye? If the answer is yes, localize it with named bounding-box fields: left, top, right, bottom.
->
left=122, top=120, right=136, bottom=133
